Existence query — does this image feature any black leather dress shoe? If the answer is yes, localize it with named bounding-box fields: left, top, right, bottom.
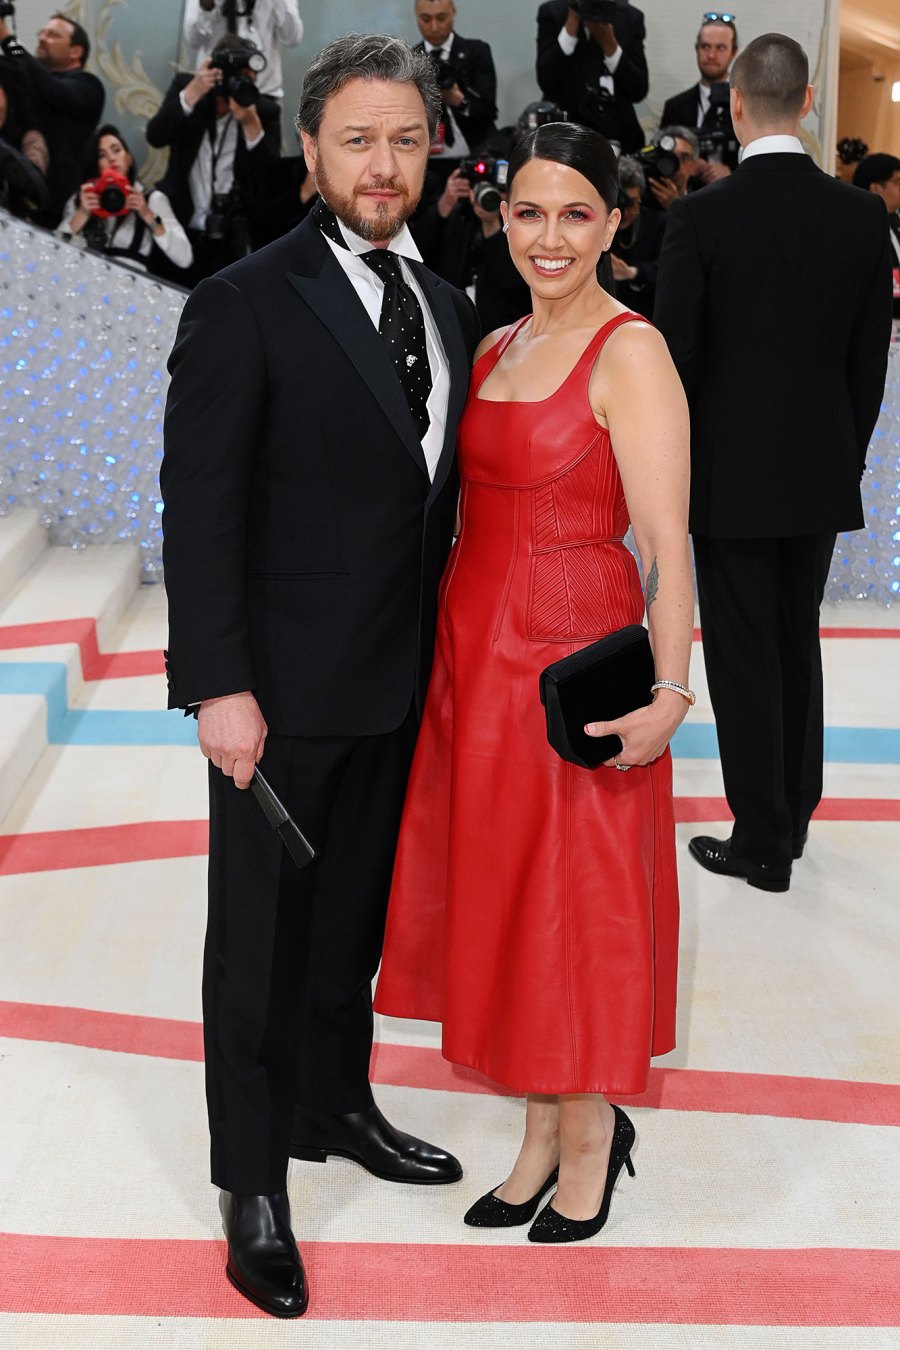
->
left=792, top=830, right=809, bottom=860
left=220, top=1190, right=308, bottom=1318
left=290, top=1103, right=463, bottom=1184
left=688, top=835, right=791, bottom=892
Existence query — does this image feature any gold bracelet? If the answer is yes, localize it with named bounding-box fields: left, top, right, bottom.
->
left=651, top=679, right=696, bottom=706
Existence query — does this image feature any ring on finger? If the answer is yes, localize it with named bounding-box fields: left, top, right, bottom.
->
left=614, top=757, right=632, bottom=772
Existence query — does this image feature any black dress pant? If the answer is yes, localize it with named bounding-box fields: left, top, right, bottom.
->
left=693, top=533, right=836, bottom=867
left=203, top=709, right=418, bottom=1195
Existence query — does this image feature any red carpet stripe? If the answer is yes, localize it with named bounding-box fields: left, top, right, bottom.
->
left=2, top=1001, right=899, bottom=1126
left=0, top=821, right=208, bottom=875
left=0, top=1233, right=897, bottom=1324
left=0, top=618, right=163, bottom=679
left=3, top=800, right=898, bottom=877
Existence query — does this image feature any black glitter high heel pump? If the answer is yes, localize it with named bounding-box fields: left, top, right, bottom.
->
left=527, top=1105, right=635, bottom=1244
left=464, top=1167, right=559, bottom=1227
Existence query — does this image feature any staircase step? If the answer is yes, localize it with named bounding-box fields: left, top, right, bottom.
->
left=0, top=511, right=47, bottom=604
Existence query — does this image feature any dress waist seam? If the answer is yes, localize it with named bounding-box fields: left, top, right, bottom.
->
left=532, top=536, right=624, bottom=554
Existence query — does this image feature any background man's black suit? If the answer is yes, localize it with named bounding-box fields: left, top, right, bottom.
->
left=413, top=33, right=498, bottom=151
left=161, top=216, right=478, bottom=1192
left=536, top=0, right=648, bottom=153
left=655, top=153, right=891, bottom=867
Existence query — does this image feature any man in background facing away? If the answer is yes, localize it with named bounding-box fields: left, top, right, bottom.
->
left=655, top=33, right=891, bottom=893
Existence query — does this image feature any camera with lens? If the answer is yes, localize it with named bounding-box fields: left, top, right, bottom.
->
left=458, top=156, right=509, bottom=214
left=516, top=101, right=568, bottom=135
left=427, top=51, right=457, bottom=91
left=635, top=135, right=680, bottom=183
left=572, top=0, right=618, bottom=22
left=697, top=81, right=739, bottom=168
left=211, top=45, right=267, bottom=107
left=87, top=167, right=132, bottom=218
left=0, top=2, right=16, bottom=19
left=205, top=192, right=235, bottom=241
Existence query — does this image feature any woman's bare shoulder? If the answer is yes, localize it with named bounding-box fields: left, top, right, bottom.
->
left=473, top=324, right=516, bottom=364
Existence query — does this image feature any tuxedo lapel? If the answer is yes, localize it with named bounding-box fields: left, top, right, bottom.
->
left=411, top=263, right=470, bottom=504
left=287, top=225, right=430, bottom=478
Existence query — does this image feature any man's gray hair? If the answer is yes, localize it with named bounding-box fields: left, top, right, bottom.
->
left=295, top=33, right=441, bottom=140
left=660, top=125, right=700, bottom=157
left=617, top=155, right=646, bottom=194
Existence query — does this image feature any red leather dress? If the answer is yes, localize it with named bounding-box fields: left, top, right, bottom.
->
left=374, top=313, right=679, bottom=1095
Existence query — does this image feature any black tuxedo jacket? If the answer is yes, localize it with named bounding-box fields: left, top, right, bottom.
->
left=413, top=33, right=498, bottom=150
left=536, top=0, right=648, bottom=153
left=654, top=153, right=892, bottom=538
left=11, top=53, right=104, bottom=226
left=660, top=84, right=704, bottom=130
left=161, top=216, right=479, bottom=736
left=146, top=73, right=280, bottom=232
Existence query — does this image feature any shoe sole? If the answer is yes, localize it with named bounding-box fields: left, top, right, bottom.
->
left=225, top=1266, right=309, bottom=1318
left=290, top=1144, right=463, bottom=1184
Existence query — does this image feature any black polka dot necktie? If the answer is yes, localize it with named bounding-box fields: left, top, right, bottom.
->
left=313, top=199, right=433, bottom=442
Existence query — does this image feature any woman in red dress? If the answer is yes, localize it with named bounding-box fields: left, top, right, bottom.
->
left=375, top=123, right=693, bottom=1243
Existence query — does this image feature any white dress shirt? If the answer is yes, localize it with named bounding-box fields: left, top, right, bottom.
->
left=322, top=219, right=450, bottom=482
left=425, top=33, right=470, bottom=159
left=557, top=25, right=622, bottom=96
left=182, top=0, right=303, bottom=100
left=739, top=134, right=806, bottom=164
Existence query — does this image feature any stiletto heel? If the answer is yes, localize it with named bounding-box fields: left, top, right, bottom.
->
left=527, top=1105, right=636, bottom=1244
left=464, top=1166, right=559, bottom=1227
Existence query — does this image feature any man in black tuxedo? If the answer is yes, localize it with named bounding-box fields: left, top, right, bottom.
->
left=660, top=14, right=739, bottom=174
left=852, top=154, right=900, bottom=320
left=146, top=36, right=281, bottom=282
left=0, top=11, right=103, bottom=227
left=161, top=35, right=478, bottom=1317
left=413, top=0, right=497, bottom=160
left=655, top=34, right=892, bottom=892
left=536, top=0, right=648, bottom=153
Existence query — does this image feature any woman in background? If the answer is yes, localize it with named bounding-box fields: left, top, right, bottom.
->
left=59, top=124, right=191, bottom=279
left=376, top=122, right=693, bottom=1244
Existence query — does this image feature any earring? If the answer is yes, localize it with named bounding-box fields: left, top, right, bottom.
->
left=502, top=222, right=509, bottom=234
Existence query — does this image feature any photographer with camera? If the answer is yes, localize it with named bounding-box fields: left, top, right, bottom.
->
left=0, top=9, right=103, bottom=227
left=609, top=154, right=665, bottom=317
left=183, top=0, right=302, bottom=104
left=660, top=13, right=738, bottom=178
left=536, top=0, right=647, bottom=153
left=413, top=0, right=497, bottom=176
left=638, top=125, right=699, bottom=210
left=146, top=35, right=280, bottom=283
left=57, top=124, right=192, bottom=280
left=0, top=54, right=48, bottom=218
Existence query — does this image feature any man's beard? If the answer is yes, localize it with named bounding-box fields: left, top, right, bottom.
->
left=314, top=154, right=420, bottom=242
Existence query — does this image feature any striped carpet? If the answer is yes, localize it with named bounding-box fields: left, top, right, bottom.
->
left=1, top=583, right=898, bottom=1348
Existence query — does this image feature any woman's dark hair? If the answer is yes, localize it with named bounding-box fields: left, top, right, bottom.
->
left=82, top=123, right=137, bottom=184
left=507, top=122, right=620, bottom=295
left=508, top=121, right=620, bottom=215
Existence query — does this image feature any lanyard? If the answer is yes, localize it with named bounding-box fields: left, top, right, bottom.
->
left=209, top=114, right=234, bottom=197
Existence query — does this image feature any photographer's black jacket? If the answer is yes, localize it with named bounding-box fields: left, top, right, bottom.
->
left=536, top=0, right=648, bottom=153
left=146, top=73, right=280, bottom=236
left=0, top=43, right=103, bottom=226
left=413, top=33, right=498, bottom=151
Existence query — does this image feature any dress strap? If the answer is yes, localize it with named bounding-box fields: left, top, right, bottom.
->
left=470, top=315, right=531, bottom=395
left=569, top=311, right=652, bottom=385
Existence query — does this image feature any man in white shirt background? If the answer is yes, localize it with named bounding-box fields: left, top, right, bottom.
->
left=182, top=0, right=303, bottom=105
left=535, top=0, right=648, bottom=153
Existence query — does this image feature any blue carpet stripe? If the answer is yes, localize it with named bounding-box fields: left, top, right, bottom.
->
left=1, top=662, right=899, bottom=760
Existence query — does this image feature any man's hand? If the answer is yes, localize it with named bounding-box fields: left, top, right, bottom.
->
left=183, top=60, right=221, bottom=109
left=198, top=691, right=267, bottom=790
left=230, top=99, right=263, bottom=140
left=472, top=195, right=502, bottom=237
left=584, top=20, right=618, bottom=56
left=437, top=167, right=471, bottom=220
left=649, top=175, right=681, bottom=210
left=610, top=253, right=637, bottom=283
left=564, top=6, right=582, bottom=37
left=0, top=19, right=10, bottom=41
left=694, top=159, right=731, bottom=185
left=441, top=82, right=466, bottom=109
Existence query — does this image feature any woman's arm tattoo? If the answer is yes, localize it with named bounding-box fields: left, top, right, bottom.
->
left=645, top=556, right=659, bottom=609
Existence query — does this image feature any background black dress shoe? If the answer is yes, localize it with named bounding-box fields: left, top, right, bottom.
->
left=290, top=1103, right=463, bottom=1184
left=220, top=1190, right=308, bottom=1318
left=688, top=835, right=791, bottom=892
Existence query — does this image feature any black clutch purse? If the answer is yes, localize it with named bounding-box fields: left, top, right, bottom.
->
left=538, top=625, right=655, bottom=769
